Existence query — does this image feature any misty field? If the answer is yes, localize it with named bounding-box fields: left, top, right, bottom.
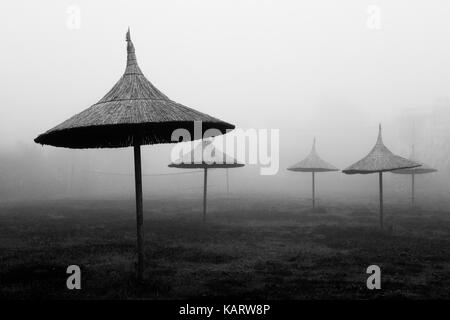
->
left=0, top=195, right=450, bottom=299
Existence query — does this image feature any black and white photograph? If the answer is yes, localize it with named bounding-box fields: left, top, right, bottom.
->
left=1, top=0, right=450, bottom=313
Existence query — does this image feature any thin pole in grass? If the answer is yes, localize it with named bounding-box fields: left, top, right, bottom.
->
left=133, top=136, right=144, bottom=282
left=203, top=167, right=208, bottom=222
left=379, top=171, right=383, bottom=229
left=391, top=144, right=437, bottom=208
left=287, top=138, right=339, bottom=211
left=226, top=168, right=230, bottom=196
left=34, top=29, right=235, bottom=282
left=343, top=124, right=420, bottom=229
left=312, top=171, right=315, bottom=209
left=169, top=139, right=244, bottom=222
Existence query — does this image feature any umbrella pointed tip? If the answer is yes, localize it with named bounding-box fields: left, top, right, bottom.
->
left=124, top=27, right=140, bottom=74
left=126, top=27, right=131, bottom=41
left=377, top=123, right=383, bottom=144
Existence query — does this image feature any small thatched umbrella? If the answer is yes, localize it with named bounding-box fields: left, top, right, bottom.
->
left=391, top=145, right=437, bottom=205
left=168, top=139, right=244, bottom=221
left=287, top=138, right=339, bottom=209
left=34, top=30, right=234, bottom=281
left=343, top=125, right=420, bottom=228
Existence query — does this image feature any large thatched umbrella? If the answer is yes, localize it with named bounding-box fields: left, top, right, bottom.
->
left=168, top=139, right=243, bottom=221
left=391, top=145, right=437, bottom=205
left=287, top=138, right=339, bottom=209
left=34, top=30, right=234, bottom=282
left=342, top=125, right=420, bottom=228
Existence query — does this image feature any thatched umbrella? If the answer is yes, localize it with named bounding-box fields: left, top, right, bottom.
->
left=34, top=29, right=234, bottom=282
left=168, top=139, right=243, bottom=221
left=287, top=138, right=339, bottom=209
left=342, top=125, right=420, bottom=228
left=391, top=145, right=437, bottom=205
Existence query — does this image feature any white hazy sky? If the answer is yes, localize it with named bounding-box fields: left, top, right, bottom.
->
left=1, top=0, right=450, bottom=198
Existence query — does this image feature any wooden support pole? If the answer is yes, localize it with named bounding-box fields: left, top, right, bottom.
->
left=133, top=140, right=144, bottom=282
left=203, top=167, right=208, bottom=222
left=411, top=172, right=415, bottom=206
left=379, top=171, right=383, bottom=229
left=226, top=168, right=230, bottom=195
left=312, top=171, right=316, bottom=209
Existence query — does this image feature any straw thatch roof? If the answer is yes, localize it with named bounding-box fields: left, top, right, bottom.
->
left=391, top=146, right=437, bottom=174
left=343, top=125, right=420, bottom=174
left=287, top=138, right=339, bottom=172
left=169, top=139, right=244, bottom=169
left=34, top=29, right=234, bottom=149
left=391, top=163, right=436, bottom=174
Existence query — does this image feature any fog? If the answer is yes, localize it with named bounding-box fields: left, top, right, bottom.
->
left=1, top=0, right=450, bottom=203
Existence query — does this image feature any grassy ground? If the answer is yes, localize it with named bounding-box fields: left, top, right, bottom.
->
left=0, top=195, right=449, bottom=299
